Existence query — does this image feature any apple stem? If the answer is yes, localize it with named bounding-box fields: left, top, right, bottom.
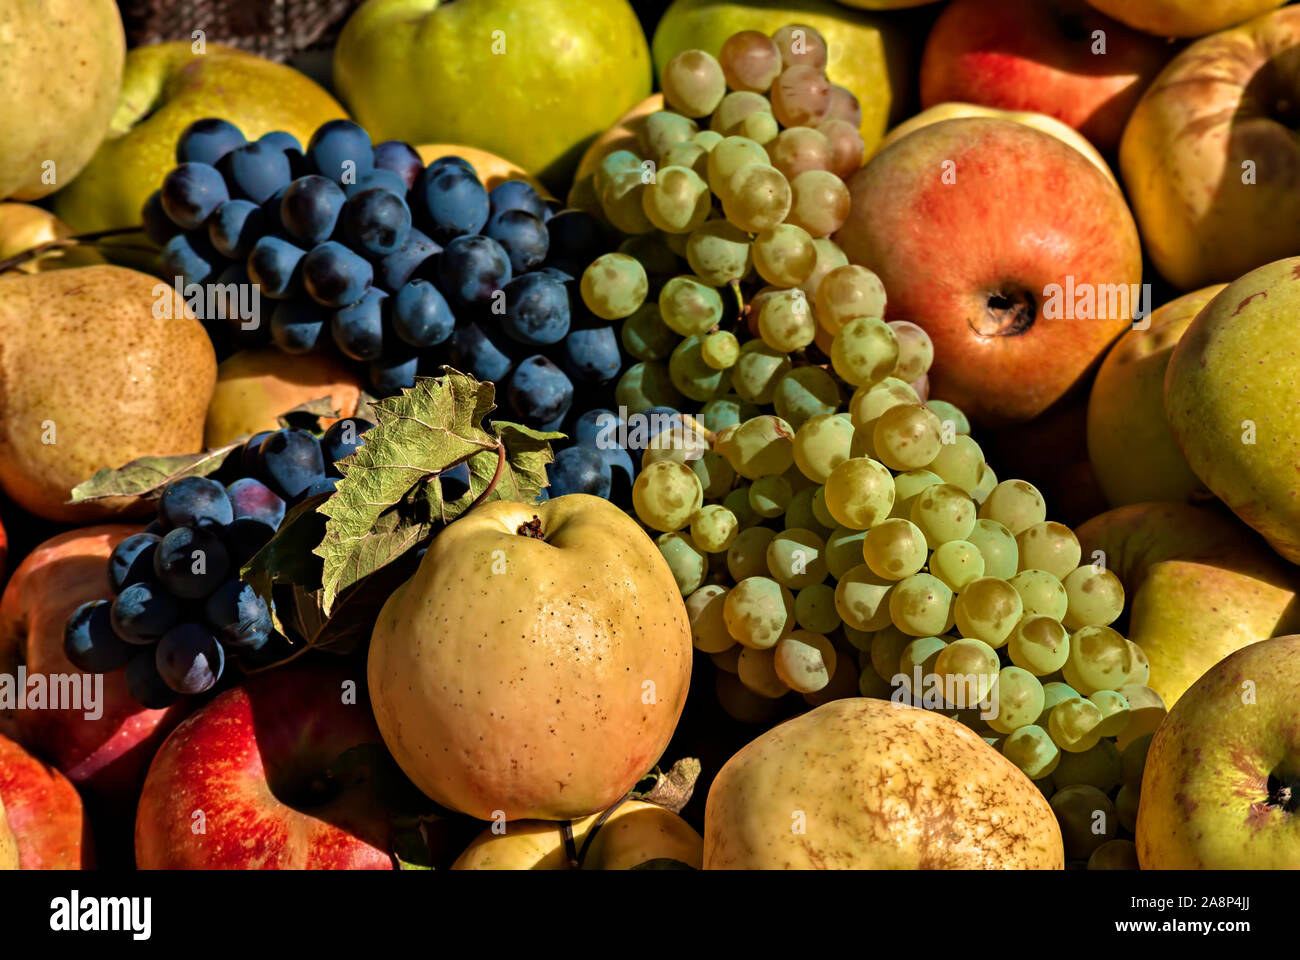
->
left=465, top=439, right=507, bottom=512
left=0, top=225, right=148, bottom=274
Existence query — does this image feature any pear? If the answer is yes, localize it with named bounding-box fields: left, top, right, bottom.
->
left=0, top=0, right=124, bottom=200
left=0, top=266, right=215, bottom=522
left=0, top=203, right=104, bottom=273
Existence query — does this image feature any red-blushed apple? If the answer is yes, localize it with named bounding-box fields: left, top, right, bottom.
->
left=0, top=511, right=6, bottom=587
left=920, top=0, right=1171, bottom=153
left=0, top=526, right=189, bottom=804
left=835, top=117, right=1143, bottom=426
left=0, top=731, right=92, bottom=868
left=135, top=662, right=402, bottom=869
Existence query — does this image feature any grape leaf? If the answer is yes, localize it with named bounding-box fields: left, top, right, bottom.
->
left=68, top=441, right=244, bottom=504
left=240, top=492, right=330, bottom=635
left=630, top=757, right=701, bottom=815
left=276, top=395, right=341, bottom=430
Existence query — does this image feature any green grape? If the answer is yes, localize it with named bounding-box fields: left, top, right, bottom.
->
left=641, top=165, right=712, bottom=234
left=823, top=457, right=895, bottom=529
left=691, top=503, right=739, bottom=553
left=774, top=630, right=836, bottom=694
left=800, top=237, right=849, bottom=305
left=925, top=399, right=970, bottom=438
left=888, top=320, right=934, bottom=382
left=889, top=572, right=955, bottom=637
left=1089, top=837, right=1138, bottom=871
left=966, top=518, right=1019, bottom=580
left=785, top=486, right=832, bottom=537
left=643, top=419, right=709, bottom=466
left=1124, top=641, right=1150, bottom=687
left=737, top=645, right=789, bottom=698
left=953, top=576, right=1023, bottom=647
left=738, top=110, right=779, bottom=146
left=849, top=376, right=918, bottom=432
left=730, top=339, right=793, bottom=404
left=1062, top=625, right=1133, bottom=695
left=615, top=361, right=684, bottom=415
left=632, top=460, right=703, bottom=532
left=701, top=330, right=740, bottom=370
left=723, top=487, right=761, bottom=536
left=618, top=232, right=681, bottom=278
left=663, top=229, right=691, bottom=257
left=934, top=637, right=1000, bottom=708
left=600, top=167, right=655, bottom=234
left=889, top=469, right=943, bottom=520
left=767, top=126, right=832, bottom=181
left=830, top=316, right=900, bottom=387
left=699, top=394, right=757, bottom=433
left=985, top=666, right=1045, bottom=734
left=752, top=223, right=817, bottom=287
left=770, top=64, right=831, bottom=126
left=662, top=139, right=709, bottom=178
left=1008, top=614, right=1070, bottom=676
left=873, top=403, right=942, bottom=471
left=817, top=117, right=865, bottom=179
left=929, top=539, right=985, bottom=591
left=792, top=412, right=853, bottom=484
left=811, top=485, right=836, bottom=530
left=706, top=135, right=768, bottom=197
left=594, top=149, right=642, bottom=192
left=724, top=575, right=795, bottom=649
left=869, top=624, right=911, bottom=684
left=1047, top=697, right=1104, bottom=753
left=749, top=474, right=793, bottom=518
left=668, top=335, right=727, bottom=401
left=773, top=23, right=829, bottom=68
left=711, top=644, right=741, bottom=674
left=710, top=92, right=772, bottom=136
left=580, top=253, right=649, bottom=320
left=1088, top=690, right=1131, bottom=738
left=795, top=582, right=840, bottom=633
left=1062, top=564, right=1125, bottom=630
left=1016, top=522, right=1082, bottom=581
left=661, top=50, right=727, bottom=118
left=927, top=435, right=984, bottom=495
left=971, top=463, right=998, bottom=506
left=767, top=528, right=827, bottom=589
left=977, top=479, right=1047, bottom=535
left=846, top=627, right=875, bottom=655
left=897, top=635, right=948, bottom=690
left=788, top=169, right=851, bottom=238
left=657, top=531, right=707, bottom=594
left=862, top=518, right=928, bottom=581
left=1121, top=733, right=1152, bottom=787
left=1001, top=725, right=1060, bottom=780
left=717, top=414, right=794, bottom=479
left=824, top=526, right=867, bottom=580
left=693, top=129, right=723, bottom=150
left=1008, top=569, right=1068, bottom=620
left=659, top=274, right=723, bottom=336
left=685, top=584, right=733, bottom=653
left=638, top=110, right=698, bottom=160
left=1038, top=681, right=1081, bottom=720
left=757, top=288, right=816, bottom=352
left=620, top=302, right=678, bottom=361
left=834, top=564, right=894, bottom=632
left=774, top=369, right=841, bottom=431
left=691, top=450, right=735, bottom=500
left=909, top=482, right=976, bottom=547
left=723, top=163, right=792, bottom=233
left=686, top=219, right=752, bottom=286
left=719, top=29, right=782, bottom=92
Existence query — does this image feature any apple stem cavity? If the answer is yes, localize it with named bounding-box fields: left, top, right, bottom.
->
left=972, top=289, right=1037, bottom=338
left=516, top=516, right=545, bottom=540
left=1266, top=772, right=1300, bottom=813
left=0, top=225, right=148, bottom=274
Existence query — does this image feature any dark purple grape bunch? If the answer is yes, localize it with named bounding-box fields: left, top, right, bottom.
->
left=63, top=418, right=374, bottom=708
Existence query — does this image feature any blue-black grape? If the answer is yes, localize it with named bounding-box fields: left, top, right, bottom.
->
left=257, top=428, right=326, bottom=500
left=153, top=527, right=231, bottom=599
left=489, top=180, right=547, bottom=219
left=247, top=235, right=306, bottom=298
left=562, top=326, right=621, bottom=383
left=501, top=272, right=570, bottom=346
left=343, top=167, right=408, bottom=199
left=437, top=234, right=511, bottom=308
left=485, top=209, right=548, bottom=274
left=64, top=600, right=133, bottom=673
left=307, top=119, right=374, bottom=183
left=375, top=229, right=441, bottom=292
left=280, top=175, right=345, bottom=245
left=416, top=163, right=488, bottom=242
left=220, top=140, right=292, bottom=203
left=157, top=476, right=234, bottom=530
left=107, top=532, right=161, bottom=592
left=429, top=155, right=475, bottom=176
left=204, top=580, right=273, bottom=650
left=300, top=475, right=341, bottom=499
left=439, top=460, right=471, bottom=500
left=175, top=118, right=245, bottom=167
left=125, top=647, right=182, bottom=709
left=155, top=623, right=226, bottom=695
left=258, top=131, right=302, bottom=154
left=391, top=278, right=455, bottom=348
left=449, top=321, right=515, bottom=383
left=110, top=581, right=181, bottom=645
left=226, top=477, right=286, bottom=527
left=320, top=417, right=375, bottom=470
left=207, top=199, right=264, bottom=259
left=573, top=409, right=638, bottom=484
left=373, top=140, right=424, bottom=190
left=222, top=517, right=276, bottom=571
left=545, top=209, right=606, bottom=276
left=270, top=299, right=328, bottom=353
left=508, top=355, right=573, bottom=429
left=240, top=431, right=274, bottom=476
left=303, top=241, right=374, bottom=308
left=342, top=187, right=412, bottom=257
left=160, top=162, right=229, bottom=230
left=546, top=444, right=613, bottom=499
left=369, top=349, right=420, bottom=395
left=331, top=286, right=386, bottom=360
left=142, top=190, right=181, bottom=246
left=161, top=232, right=221, bottom=287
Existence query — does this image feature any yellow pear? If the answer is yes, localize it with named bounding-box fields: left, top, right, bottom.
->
left=0, top=266, right=215, bottom=521
left=0, top=203, right=104, bottom=273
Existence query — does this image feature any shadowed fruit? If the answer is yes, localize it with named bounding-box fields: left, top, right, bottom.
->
left=0, top=204, right=105, bottom=273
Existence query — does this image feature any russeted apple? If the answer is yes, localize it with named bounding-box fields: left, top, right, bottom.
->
left=368, top=494, right=693, bottom=822
left=836, top=117, right=1143, bottom=426
left=0, top=732, right=93, bottom=869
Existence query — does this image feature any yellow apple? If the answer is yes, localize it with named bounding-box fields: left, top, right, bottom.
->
left=1086, top=285, right=1223, bottom=507
left=0, top=203, right=104, bottom=273
left=415, top=145, right=551, bottom=197
left=1085, top=0, right=1285, bottom=37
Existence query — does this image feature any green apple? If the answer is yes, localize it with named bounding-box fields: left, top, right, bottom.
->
left=334, top=0, right=651, bottom=193
left=1076, top=502, right=1300, bottom=708
left=652, top=0, right=914, bottom=156
left=52, top=42, right=346, bottom=234
left=1165, top=255, right=1300, bottom=562
left=1086, top=285, right=1223, bottom=508
left=0, top=0, right=124, bottom=201
left=1137, top=634, right=1300, bottom=868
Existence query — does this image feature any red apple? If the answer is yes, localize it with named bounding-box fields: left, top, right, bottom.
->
left=835, top=117, right=1143, bottom=426
left=136, top=662, right=401, bottom=869
left=0, top=731, right=93, bottom=868
left=0, top=526, right=189, bottom=803
left=0, top=511, right=7, bottom=586
left=920, top=0, right=1171, bottom=153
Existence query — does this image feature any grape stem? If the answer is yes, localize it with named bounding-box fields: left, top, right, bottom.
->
left=561, top=793, right=632, bottom=869
left=0, top=225, right=148, bottom=274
